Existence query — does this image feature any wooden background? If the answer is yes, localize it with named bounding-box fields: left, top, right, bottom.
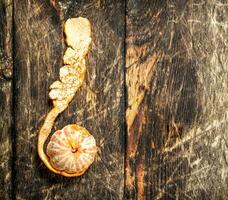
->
left=0, top=0, right=227, bottom=199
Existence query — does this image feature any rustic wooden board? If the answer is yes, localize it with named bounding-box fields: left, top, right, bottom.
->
left=126, top=0, right=228, bottom=199
left=1, top=0, right=227, bottom=199
left=0, top=0, right=13, bottom=199
left=13, top=0, right=125, bottom=199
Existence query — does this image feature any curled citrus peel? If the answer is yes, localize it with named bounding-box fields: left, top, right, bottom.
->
left=38, top=17, right=97, bottom=177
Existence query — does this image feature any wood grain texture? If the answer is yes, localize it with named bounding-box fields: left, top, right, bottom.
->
left=1, top=0, right=227, bottom=199
left=125, top=0, right=228, bottom=199
left=0, top=0, right=13, bottom=199
left=13, top=0, right=124, bottom=199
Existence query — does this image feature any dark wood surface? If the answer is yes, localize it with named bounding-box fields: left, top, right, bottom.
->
left=0, top=0, right=13, bottom=199
left=13, top=0, right=125, bottom=199
left=126, top=1, right=228, bottom=199
left=0, top=0, right=227, bottom=199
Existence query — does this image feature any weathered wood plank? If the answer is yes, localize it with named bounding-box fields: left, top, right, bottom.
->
left=125, top=0, right=228, bottom=199
left=0, top=0, right=13, bottom=199
left=14, top=0, right=125, bottom=199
